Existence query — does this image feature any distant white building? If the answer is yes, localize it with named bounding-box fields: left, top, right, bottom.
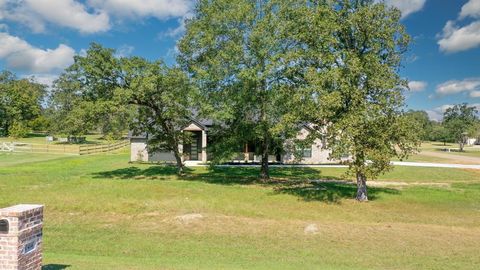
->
left=466, top=137, right=479, bottom=146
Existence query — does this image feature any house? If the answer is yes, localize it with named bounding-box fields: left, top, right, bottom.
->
left=466, top=137, right=479, bottom=146
left=129, top=119, right=335, bottom=165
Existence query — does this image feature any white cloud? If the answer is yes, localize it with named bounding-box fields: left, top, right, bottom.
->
left=438, top=21, right=480, bottom=53
left=87, top=0, right=192, bottom=20
left=384, top=0, right=427, bottom=18
left=470, top=91, right=480, bottom=98
left=115, top=44, right=134, bottom=58
left=0, top=32, right=75, bottom=73
left=408, top=81, right=427, bottom=92
left=159, top=12, right=193, bottom=39
left=0, top=0, right=110, bottom=33
left=426, top=104, right=454, bottom=121
left=436, top=78, right=480, bottom=96
left=0, top=0, right=193, bottom=34
left=23, top=73, right=58, bottom=88
left=438, top=0, right=480, bottom=53
left=460, top=0, right=480, bottom=19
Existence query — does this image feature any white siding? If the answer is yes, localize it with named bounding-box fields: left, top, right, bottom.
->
left=130, top=139, right=148, bottom=162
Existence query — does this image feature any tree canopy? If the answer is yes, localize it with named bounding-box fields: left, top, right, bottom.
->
left=298, top=0, right=419, bottom=201
left=0, top=71, right=46, bottom=138
left=443, top=103, right=479, bottom=151
left=50, top=43, right=133, bottom=138
left=178, top=0, right=334, bottom=180
left=122, top=57, right=196, bottom=174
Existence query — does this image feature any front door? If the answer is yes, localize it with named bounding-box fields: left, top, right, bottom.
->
left=184, top=131, right=201, bottom=161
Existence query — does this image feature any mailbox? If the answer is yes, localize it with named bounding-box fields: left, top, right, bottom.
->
left=0, top=219, right=8, bottom=233
left=0, top=204, right=43, bottom=270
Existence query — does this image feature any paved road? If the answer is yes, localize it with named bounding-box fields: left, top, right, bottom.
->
left=391, top=161, right=480, bottom=169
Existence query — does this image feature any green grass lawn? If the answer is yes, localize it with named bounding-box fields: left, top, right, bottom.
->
left=396, top=141, right=480, bottom=163
left=1, top=151, right=479, bottom=269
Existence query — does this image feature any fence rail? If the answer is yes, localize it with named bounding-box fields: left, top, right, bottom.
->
left=79, top=140, right=129, bottom=155
left=0, top=140, right=129, bottom=155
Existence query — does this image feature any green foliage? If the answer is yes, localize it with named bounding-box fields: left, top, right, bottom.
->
left=121, top=57, right=196, bottom=173
left=0, top=70, right=45, bottom=137
left=405, top=110, right=433, bottom=140
left=50, top=43, right=134, bottom=138
left=443, top=103, right=479, bottom=150
left=429, top=122, right=451, bottom=144
left=29, top=114, right=52, bottom=132
left=178, top=0, right=325, bottom=178
left=8, top=121, right=29, bottom=138
left=296, top=1, right=419, bottom=200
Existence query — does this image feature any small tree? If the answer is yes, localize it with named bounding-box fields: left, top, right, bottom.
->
left=0, top=71, right=45, bottom=137
left=9, top=121, right=29, bottom=139
left=121, top=57, right=196, bottom=175
left=429, top=122, right=450, bottom=145
left=405, top=110, right=432, bottom=141
left=443, top=104, right=479, bottom=151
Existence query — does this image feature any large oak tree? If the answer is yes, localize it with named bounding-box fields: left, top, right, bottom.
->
left=303, top=0, right=420, bottom=201
left=177, top=0, right=328, bottom=180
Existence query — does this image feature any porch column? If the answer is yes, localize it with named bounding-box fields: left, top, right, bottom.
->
left=201, top=130, right=207, bottom=163
left=244, top=143, right=249, bottom=161
left=179, top=130, right=184, bottom=162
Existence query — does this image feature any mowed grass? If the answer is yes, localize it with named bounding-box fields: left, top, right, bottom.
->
left=0, top=133, right=121, bottom=145
left=1, top=152, right=480, bottom=269
left=398, top=141, right=480, bottom=163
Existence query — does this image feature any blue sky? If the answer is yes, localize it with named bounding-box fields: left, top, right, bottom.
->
left=0, top=0, right=479, bottom=121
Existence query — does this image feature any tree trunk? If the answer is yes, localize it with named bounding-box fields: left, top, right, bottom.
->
left=260, top=139, right=270, bottom=181
left=173, top=148, right=185, bottom=175
left=459, top=141, right=464, bottom=152
left=356, top=172, right=368, bottom=202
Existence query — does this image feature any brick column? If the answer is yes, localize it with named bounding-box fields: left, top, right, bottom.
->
left=0, top=204, right=44, bottom=270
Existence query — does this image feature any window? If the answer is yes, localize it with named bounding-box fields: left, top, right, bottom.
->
left=302, top=146, right=312, bottom=158
left=295, top=143, right=312, bottom=158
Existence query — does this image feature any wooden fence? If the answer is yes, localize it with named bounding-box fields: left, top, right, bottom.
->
left=79, top=140, right=129, bottom=155
left=0, top=140, right=129, bottom=155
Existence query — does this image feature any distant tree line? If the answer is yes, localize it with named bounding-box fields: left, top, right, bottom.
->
left=3, top=0, right=479, bottom=201
left=0, top=71, right=47, bottom=138
left=405, top=105, right=480, bottom=150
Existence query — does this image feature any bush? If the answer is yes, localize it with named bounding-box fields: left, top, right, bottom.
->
left=9, top=121, right=29, bottom=138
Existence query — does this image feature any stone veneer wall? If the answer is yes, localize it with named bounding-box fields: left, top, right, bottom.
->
left=0, top=204, right=43, bottom=270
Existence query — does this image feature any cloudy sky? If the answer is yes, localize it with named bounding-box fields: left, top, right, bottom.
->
left=0, top=0, right=479, bottom=121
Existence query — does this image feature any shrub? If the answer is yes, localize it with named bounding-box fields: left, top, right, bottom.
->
left=9, top=121, right=29, bottom=138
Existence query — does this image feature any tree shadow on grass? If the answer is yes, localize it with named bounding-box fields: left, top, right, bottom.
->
left=92, top=164, right=399, bottom=203
left=92, top=165, right=190, bottom=180
left=274, top=180, right=400, bottom=203
left=42, top=265, right=71, bottom=270
left=185, top=166, right=341, bottom=185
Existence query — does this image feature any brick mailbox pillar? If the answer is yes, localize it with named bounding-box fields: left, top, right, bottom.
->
left=0, top=204, right=44, bottom=270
